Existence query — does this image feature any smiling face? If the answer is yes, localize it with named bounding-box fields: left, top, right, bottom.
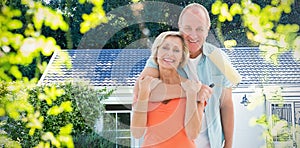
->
left=156, top=36, right=184, bottom=69
left=179, top=7, right=210, bottom=58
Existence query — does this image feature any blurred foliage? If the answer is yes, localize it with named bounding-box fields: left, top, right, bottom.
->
left=3, top=0, right=298, bottom=71
left=0, top=0, right=109, bottom=147
left=1, top=82, right=113, bottom=147
left=5, top=0, right=298, bottom=72
left=247, top=85, right=295, bottom=147
left=254, top=115, right=293, bottom=147
left=0, top=0, right=67, bottom=81
left=0, top=80, right=71, bottom=147
left=78, top=0, right=108, bottom=33
left=212, top=0, right=300, bottom=64
left=0, top=134, right=22, bottom=148
left=212, top=0, right=300, bottom=145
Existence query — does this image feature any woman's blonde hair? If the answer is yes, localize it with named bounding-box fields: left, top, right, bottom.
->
left=150, top=31, right=189, bottom=68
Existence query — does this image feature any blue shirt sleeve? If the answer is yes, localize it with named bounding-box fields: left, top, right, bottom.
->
left=220, top=50, right=234, bottom=88
left=223, top=75, right=232, bottom=88
left=144, top=58, right=158, bottom=69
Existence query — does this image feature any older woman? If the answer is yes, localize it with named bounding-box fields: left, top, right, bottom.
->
left=131, top=31, right=206, bottom=147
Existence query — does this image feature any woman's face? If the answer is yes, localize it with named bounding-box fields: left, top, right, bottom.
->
left=157, top=36, right=183, bottom=69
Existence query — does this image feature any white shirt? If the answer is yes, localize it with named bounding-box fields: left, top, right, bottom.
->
left=187, top=54, right=211, bottom=148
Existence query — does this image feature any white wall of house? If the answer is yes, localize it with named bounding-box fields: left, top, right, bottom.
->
left=232, top=88, right=266, bottom=148
left=99, top=86, right=300, bottom=148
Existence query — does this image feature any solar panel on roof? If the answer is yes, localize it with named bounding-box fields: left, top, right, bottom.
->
left=40, top=48, right=300, bottom=87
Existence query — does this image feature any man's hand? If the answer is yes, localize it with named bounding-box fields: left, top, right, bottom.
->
left=181, top=79, right=203, bottom=139
left=197, top=84, right=213, bottom=103
left=181, top=80, right=201, bottom=94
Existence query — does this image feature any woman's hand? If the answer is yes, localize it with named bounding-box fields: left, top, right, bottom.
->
left=138, top=76, right=161, bottom=100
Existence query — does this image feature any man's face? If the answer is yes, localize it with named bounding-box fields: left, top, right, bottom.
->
left=179, top=8, right=209, bottom=58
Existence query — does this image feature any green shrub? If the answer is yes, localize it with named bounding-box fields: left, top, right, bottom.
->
left=0, top=134, right=21, bottom=148
left=2, top=82, right=114, bottom=147
left=73, top=131, right=116, bottom=148
left=0, top=81, right=8, bottom=117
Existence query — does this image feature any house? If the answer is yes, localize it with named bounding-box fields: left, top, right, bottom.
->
left=38, top=47, right=300, bottom=148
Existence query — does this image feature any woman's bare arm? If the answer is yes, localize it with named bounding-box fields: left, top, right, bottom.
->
left=131, top=87, right=149, bottom=138
left=149, top=83, right=186, bottom=102
left=133, top=67, right=159, bottom=103
left=134, top=68, right=186, bottom=102
left=131, top=76, right=160, bottom=138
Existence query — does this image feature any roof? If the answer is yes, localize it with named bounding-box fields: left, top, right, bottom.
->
left=38, top=47, right=300, bottom=87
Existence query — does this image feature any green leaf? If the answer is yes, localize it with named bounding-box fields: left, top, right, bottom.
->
left=285, top=32, right=297, bottom=45
left=33, top=8, right=45, bottom=30
left=12, top=9, right=22, bottom=17
left=57, top=135, right=74, bottom=148
left=60, top=21, right=69, bottom=32
left=211, top=0, right=222, bottom=15
left=249, top=3, right=261, bottom=15
left=281, top=4, right=292, bottom=13
left=61, top=101, right=73, bottom=112
left=256, top=115, right=267, bottom=126
left=42, top=132, right=61, bottom=147
left=290, top=24, right=299, bottom=32
left=0, top=108, right=6, bottom=116
left=29, top=128, right=36, bottom=136
left=271, top=0, right=280, bottom=6
left=41, top=37, right=56, bottom=56
left=218, top=15, right=226, bottom=22
left=293, top=36, right=300, bottom=58
left=230, top=3, right=242, bottom=16
left=269, top=6, right=282, bottom=21
left=224, top=39, right=237, bottom=49
left=59, top=123, right=73, bottom=135
left=10, top=66, right=22, bottom=79
left=47, top=106, right=62, bottom=116
left=132, top=0, right=139, bottom=3
left=79, top=0, right=86, bottom=4
left=7, top=20, right=23, bottom=30
left=220, top=3, right=229, bottom=16
left=91, top=0, right=104, bottom=6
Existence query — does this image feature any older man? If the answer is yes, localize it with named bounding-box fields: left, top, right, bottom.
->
left=134, top=3, right=240, bottom=148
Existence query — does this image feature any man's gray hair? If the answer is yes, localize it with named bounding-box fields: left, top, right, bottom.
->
left=178, top=3, right=211, bottom=29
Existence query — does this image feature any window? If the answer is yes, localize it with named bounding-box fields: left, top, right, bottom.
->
left=295, top=102, right=300, bottom=125
left=102, top=110, right=131, bottom=148
left=267, top=101, right=295, bottom=143
left=99, top=104, right=142, bottom=147
left=271, top=103, right=293, bottom=125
